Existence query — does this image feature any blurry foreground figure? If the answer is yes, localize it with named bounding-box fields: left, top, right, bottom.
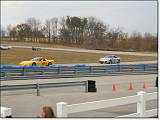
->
left=38, top=106, right=55, bottom=118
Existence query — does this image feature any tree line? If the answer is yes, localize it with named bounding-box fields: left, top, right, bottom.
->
left=1, top=16, right=157, bottom=51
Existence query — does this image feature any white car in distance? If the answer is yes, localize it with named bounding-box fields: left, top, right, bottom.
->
left=0, top=44, right=12, bottom=50
left=99, top=55, right=120, bottom=64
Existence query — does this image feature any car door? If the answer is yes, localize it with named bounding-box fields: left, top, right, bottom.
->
left=113, top=56, right=117, bottom=63
left=36, top=58, right=42, bottom=66
left=109, top=56, right=114, bottom=63
left=41, top=58, right=48, bottom=66
left=114, top=56, right=119, bottom=63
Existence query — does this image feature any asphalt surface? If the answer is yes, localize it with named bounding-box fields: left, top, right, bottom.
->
left=1, top=74, right=158, bottom=118
left=12, top=45, right=157, bottom=57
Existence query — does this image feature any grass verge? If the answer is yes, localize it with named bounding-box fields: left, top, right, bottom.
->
left=1, top=48, right=157, bottom=65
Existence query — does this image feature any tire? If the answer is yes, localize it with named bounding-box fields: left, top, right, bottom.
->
left=109, top=60, right=112, bottom=64
left=32, top=62, right=36, bottom=66
left=117, top=60, right=120, bottom=63
left=48, top=62, right=52, bottom=66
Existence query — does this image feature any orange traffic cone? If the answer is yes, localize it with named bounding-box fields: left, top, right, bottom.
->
left=112, top=84, right=116, bottom=91
left=142, top=82, right=146, bottom=91
left=129, top=82, right=133, bottom=91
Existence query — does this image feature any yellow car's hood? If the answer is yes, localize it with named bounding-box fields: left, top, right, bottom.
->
left=48, top=60, right=54, bottom=62
left=19, top=61, right=34, bottom=66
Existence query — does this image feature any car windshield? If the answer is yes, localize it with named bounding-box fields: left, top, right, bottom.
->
left=104, top=55, right=113, bottom=58
left=1, top=45, right=7, bottom=47
left=31, top=57, right=43, bottom=61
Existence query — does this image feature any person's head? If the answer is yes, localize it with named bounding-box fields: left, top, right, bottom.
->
left=41, top=106, right=55, bottom=118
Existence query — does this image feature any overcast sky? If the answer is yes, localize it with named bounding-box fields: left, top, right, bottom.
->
left=1, top=1, right=157, bottom=35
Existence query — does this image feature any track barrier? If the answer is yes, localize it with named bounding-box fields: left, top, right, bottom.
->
left=0, top=63, right=157, bottom=80
left=1, top=80, right=97, bottom=96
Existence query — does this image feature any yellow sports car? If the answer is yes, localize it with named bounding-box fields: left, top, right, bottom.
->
left=19, top=57, right=55, bottom=66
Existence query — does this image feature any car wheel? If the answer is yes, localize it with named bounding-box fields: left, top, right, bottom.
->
left=117, top=60, right=120, bottom=63
left=32, top=63, right=36, bottom=66
left=48, top=62, right=52, bottom=66
left=109, top=60, right=112, bottom=64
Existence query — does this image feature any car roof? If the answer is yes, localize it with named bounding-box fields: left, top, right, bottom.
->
left=31, top=57, right=45, bottom=60
left=33, top=57, right=44, bottom=59
left=105, top=55, right=117, bottom=57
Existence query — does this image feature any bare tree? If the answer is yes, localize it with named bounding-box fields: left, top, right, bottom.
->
left=129, top=31, right=143, bottom=51
left=143, top=32, right=153, bottom=51
left=59, top=16, right=107, bottom=48
left=59, top=16, right=69, bottom=44
left=44, top=19, right=51, bottom=43
left=50, top=17, right=58, bottom=43
left=9, top=27, right=17, bottom=41
left=107, top=27, right=122, bottom=48
left=25, top=17, right=41, bottom=42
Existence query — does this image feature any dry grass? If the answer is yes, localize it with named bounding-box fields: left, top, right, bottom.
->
left=0, top=48, right=157, bottom=65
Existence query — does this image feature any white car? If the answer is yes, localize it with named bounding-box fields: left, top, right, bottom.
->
left=99, top=55, right=120, bottom=64
left=0, top=44, right=12, bottom=50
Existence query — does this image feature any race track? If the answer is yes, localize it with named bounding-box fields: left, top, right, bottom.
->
left=1, top=74, right=158, bottom=117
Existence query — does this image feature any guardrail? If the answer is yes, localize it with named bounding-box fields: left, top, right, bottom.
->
left=1, top=80, right=96, bottom=96
left=0, top=63, right=157, bottom=80
left=56, top=91, right=158, bottom=117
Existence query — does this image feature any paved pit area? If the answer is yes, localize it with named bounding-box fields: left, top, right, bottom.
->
left=1, top=74, right=158, bottom=118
